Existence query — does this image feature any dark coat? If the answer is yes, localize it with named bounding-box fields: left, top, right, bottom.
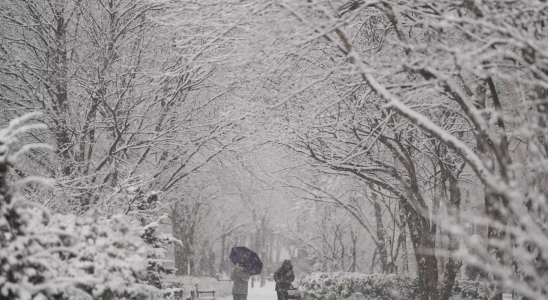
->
left=274, top=260, right=295, bottom=291
left=230, top=269, right=250, bottom=295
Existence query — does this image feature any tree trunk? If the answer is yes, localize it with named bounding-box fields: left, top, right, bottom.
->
left=188, top=231, right=195, bottom=275
left=370, top=248, right=378, bottom=273
left=171, top=202, right=196, bottom=276
left=350, top=228, right=358, bottom=272
left=440, top=257, right=461, bottom=300
left=51, top=2, right=72, bottom=177
left=260, top=218, right=267, bottom=287
left=221, top=234, right=227, bottom=273
left=405, top=200, right=439, bottom=300
left=479, top=144, right=504, bottom=300
left=439, top=169, right=463, bottom=300
left=373, top=198, right=390, bottom=273
left=171, top=203, right=187, bottom=275
left=275, top=240, right=281, bottom=266
left=174, top=243, right=189, bottom=276
left=402, top=225, right=409, bottom=273
left=485, top=193, right=505, bottom=300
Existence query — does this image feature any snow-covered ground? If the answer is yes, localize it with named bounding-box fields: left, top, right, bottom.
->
left=215, top=280, right=512, bottom=300
left=218, top=280, right=277, bottom=300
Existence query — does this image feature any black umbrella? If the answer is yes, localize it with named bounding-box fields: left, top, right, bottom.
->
left=229, top=246, right=263, bottom=276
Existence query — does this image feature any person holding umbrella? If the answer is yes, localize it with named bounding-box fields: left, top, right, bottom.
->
left=229, top=247, right=263, bottom=300
left=274, top=260, right=295, bottom=300
left=230, top=263, right=250, bottom=300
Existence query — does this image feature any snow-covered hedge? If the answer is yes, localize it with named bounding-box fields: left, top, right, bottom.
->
left=298, top=272, right=484, bottom=300
left=0, top=182, right=157, bottom=299
left=0, top=114, right=164, bottom=300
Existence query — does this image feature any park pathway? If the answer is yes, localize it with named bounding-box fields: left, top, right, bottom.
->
left=218, top=280, right=277, bottom=300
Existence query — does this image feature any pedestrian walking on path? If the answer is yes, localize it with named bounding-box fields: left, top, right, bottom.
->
left=274, top=260, right=295, bottom=300
left=231, top=263, right=250, bottom=300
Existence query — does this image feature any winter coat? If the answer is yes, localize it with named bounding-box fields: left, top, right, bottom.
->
left=230, top=269, right=250, bottom=295
left=273, top=260, right=295, bottom=291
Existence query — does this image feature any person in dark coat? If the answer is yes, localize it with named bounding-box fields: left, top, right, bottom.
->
left=274, top=260, right=295, bottom=300
left=230, top=263, right=250, bottom=300
left=466, top=264, right=486, bottom=281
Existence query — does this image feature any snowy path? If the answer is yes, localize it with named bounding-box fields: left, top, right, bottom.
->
left=218, top=281, right=278, bottom=300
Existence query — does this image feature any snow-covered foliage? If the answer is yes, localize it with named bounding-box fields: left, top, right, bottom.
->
left=157, top=274, right=185, bottom=299
left=298, top=272, right=483, bottom=300
left=140, top=214, right=181, bottom=294
left=0, top=114, right=160, bottom=299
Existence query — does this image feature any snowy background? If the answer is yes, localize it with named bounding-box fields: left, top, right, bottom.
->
left=1, top=0, right=548, bottom=299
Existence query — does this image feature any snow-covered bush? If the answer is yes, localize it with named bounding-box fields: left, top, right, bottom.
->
left=158, top=274, right=185, bottom=300
left=298, top=272, right=417, bottom=300
left=49, top=212, right=155, bottom=299
left=451, top=280, right=485, bottom=300
left=0, top=114, right=158, bottom=299
left=298, top=272, right=484, bottom=300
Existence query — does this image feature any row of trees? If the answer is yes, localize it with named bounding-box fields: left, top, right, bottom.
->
left=0, top=0, right=244, bottom=214
left=281, top=172, right=411, bottom=274
left=204, top=1, right=548, bottom=300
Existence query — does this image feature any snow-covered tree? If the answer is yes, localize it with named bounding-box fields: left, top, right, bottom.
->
left=0, top=0, right=245, bottom=217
